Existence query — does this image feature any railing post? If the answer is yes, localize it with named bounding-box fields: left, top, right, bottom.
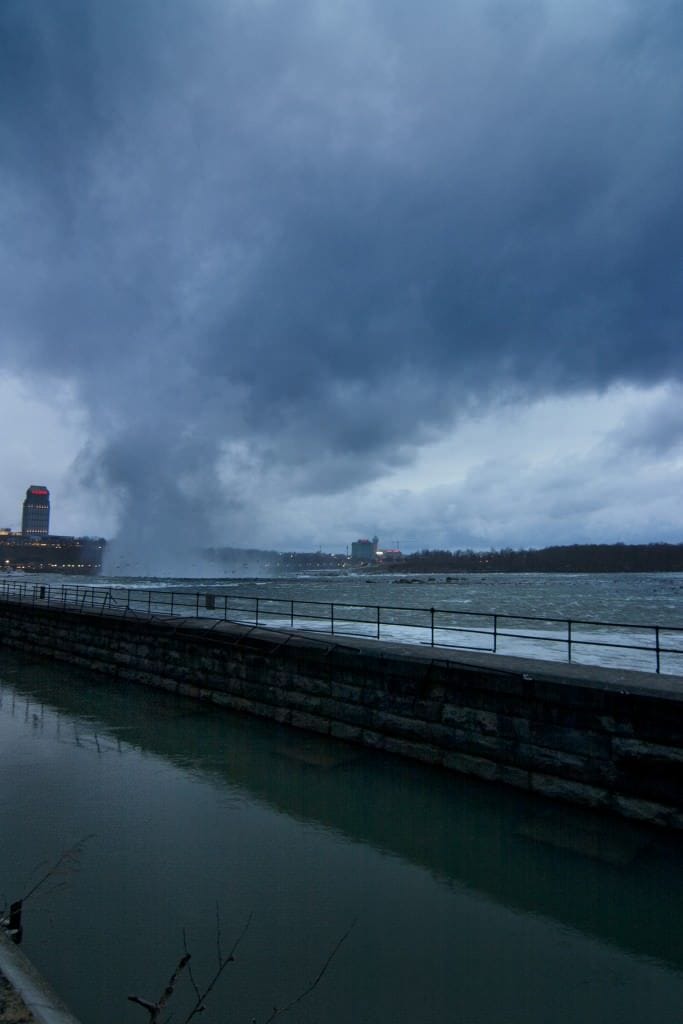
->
left=655, top=626, right=660, bottom=674
left=376, top=606, right=380, bottom=640
left=331, top=602, right=335, bottom=635
left=290, top=600, right=294, bottom=628
left=148, top=590, right=152, bottom=615
left=568, top=620, right=572, bottom=663
left=195, top=591, right=199, bottom=617
left=170, top=591, right=175, bottom=615
left=493, top=614, right=497, bottom=652
left=255, top=597, right=259, bottom=626
left=430, top=607, right=435, bottom=647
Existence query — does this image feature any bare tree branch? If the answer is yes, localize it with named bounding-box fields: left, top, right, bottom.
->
left=180, top=911, right=253, bottom=1024
left=2, top=835, right=95, bottom=945
left=263, top=918, right=357, bottom=1024
left=215, top=902, right=223, bottom=970
left=128, top=910, right=353, bottom=1024
left=128, top=951, right=192, bottom=1023
left=183, top=928, right=203, bottom=1007
left=21, top=834, right=95, bottom=903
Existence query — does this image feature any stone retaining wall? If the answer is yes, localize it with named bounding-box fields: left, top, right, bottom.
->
left=1, top=599, right=682, bottom=828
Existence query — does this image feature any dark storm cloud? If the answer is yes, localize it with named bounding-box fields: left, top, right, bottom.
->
left=1, top=0, right=682, bottom=559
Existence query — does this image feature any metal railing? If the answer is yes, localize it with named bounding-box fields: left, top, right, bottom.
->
left=1, top=578, right=682, bottom=675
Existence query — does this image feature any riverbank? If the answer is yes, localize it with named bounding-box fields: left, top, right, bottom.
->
left=1, top=595, right=682, bottom=828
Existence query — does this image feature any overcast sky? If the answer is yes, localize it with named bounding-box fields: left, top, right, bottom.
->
left=1, top=0, right=682, bottom=570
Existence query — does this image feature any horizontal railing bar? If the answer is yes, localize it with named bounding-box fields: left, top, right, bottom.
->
left=1, top=581, right=682, bottom=678
left=5, top=579, right=680, bottom=635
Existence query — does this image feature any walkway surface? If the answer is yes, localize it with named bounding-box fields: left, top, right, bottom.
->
left=0, top=932, right=80, bottom=1024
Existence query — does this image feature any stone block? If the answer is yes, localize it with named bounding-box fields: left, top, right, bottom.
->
left=330, top=721, right=363, bottom=742
left=496, top=714, right=531, bottom=742
left=329, top=681, right=364, bottom=704
left=270, top=706, right=292, bottom=725
left=322, top=700, right=371, bottom=728
left=382, top=736, right=442, bottom=765
left=359, top=686, right=384, bottom=708
left=531, top=678, right=608, bottom=712
left=411, top=699, right=443, bottom=723
left=285, top=691, right=324, bottom=714
left=456, top=729, right=504, bottom=759
left=290, top=710, right=330, bottom=735
left=442, top=703, right=467, bottom=727
left=530, top=772, right=608, bottom=809
left=530, top=721, right=611, bottom=760
left=361, top=728, right=386, bottom=750
left=517, top=742, right=617, bottom=787
left=148, top=672, right=176, bottom=691
left=371, top=710, right=427, bottom=741
left=443, top=751, right=499, bottom=782
left=498, top=765, right=530, bottom=790
left=611, top=794, right=675, bottom=828
left=281, top=672, right=329, bottom=697
left=376, top=692, right=416, bottom=717
left=612, top=737, right=683, bottom=764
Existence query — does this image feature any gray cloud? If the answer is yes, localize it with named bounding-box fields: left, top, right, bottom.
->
left=1, top=0, right=682, bottom=565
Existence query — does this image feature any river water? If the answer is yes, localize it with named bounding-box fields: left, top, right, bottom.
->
left=1, top=641, right=682, bottom=1024
left=20, top=570, right=683, bottom=674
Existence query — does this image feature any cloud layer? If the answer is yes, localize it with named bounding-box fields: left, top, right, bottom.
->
left=1, top=0, right=682, bottom=566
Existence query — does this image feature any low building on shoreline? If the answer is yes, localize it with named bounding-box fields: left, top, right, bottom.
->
left=0, top=531, right=106, bottom=575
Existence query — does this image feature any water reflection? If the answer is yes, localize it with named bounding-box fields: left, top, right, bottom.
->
left=1, top=650, right=682, bottom=1024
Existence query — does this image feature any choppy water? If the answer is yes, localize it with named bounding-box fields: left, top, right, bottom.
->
left=15, top=571, right=683, bottom=674
left=1, top=650, right=683, bottom=1024
left=89, top=570, right=683, bottom=625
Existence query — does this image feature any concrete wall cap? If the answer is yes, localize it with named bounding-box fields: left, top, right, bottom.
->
left=0, top=929, right=82, bottom=1024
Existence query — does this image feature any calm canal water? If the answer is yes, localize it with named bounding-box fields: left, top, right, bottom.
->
left=1, top=648, right=682, bottom=1023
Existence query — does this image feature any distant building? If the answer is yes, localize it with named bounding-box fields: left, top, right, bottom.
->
left=0, top=533, right=106, bottom=574
left=375, top=547, right=403, bottom=563
left=0, top=485, right=106, bottom=575
left=22, top=485, right=50, bottom=536
left=351, top=536, right=378, bottom=562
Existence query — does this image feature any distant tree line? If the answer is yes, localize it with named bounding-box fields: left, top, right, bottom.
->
left=205, top=542, right=683, bottom=573
left=391, top=542, right=683, bottom=573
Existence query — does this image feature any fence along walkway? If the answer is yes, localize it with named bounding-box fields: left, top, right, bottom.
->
left=1, top=579, right=682, bottom=676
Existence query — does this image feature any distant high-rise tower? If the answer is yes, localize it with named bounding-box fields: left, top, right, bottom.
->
left=22, top=485, right=50, bottom=535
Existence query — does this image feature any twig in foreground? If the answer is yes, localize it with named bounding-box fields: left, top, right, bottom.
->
left=128, top=950, right=192, bottom=1023
left=263, top=917, right=357, bottom=1024
left=181, top=910, right=254, bottom=1023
